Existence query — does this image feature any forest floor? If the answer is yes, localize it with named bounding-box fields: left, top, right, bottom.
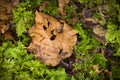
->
left=0, top=0, right=120, bottom=80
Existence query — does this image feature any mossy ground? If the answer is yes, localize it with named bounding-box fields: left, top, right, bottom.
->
left=0, top=0, right=120, bottom=80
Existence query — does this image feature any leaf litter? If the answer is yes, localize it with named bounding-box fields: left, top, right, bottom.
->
left=0, top=0, right=116, bottom=79
left=0, top=0, right=17, bottom=41
left=27, top=11, right=77, bottom=66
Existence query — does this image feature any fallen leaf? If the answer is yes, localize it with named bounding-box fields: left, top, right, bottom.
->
left=27, top=11, right=77, bottom=66
left=0, top=0, right=12, bottom=34
left=104, top=69, right=112, bottom=77
left=81, top=8, right=106, bottom=43
left=0, top=24, right=9, bottom=33
left=92, top=64, right=103, bottom=74
left=92, top=64, right=112, bottom=77
left=39, top=1, right=48, bottom=11
left=93, top=25, right=106, bottom=37
left=93, top=25, right=106, bottom=43
left=58, top=0, right=70, bottom=17
left=11, top=0, right=20, bottom=7
left=0, top=0, right=12, bottom=16
left=3, top=31, right=14, bottom=40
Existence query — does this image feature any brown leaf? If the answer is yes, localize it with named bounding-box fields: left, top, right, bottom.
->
left=0, top=0, right=12, bottom=16
left=92, top=65, right=103, bottom=74
left=27, top=11, right=77, bottom=66
left=93, top=25, right=106, bottom=43
left=92, top=65, right=112, bottom=77
left=12, top=0, right=20, bottom=7
left=0, top=0, right=12, bottom=34
left=81, top=8, right=107, bottom=43
left=39, top=1, right=48, bottom=11
left=3, top=31, right=14, bottom=40
left=0, top=24, right=9, bottom=33
left=58, top=0, right=70, bottom=17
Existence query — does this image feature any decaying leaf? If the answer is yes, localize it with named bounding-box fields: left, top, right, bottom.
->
left=93, top=25, right=106, bottom=43
left=0, top=24, right=9, bottom=33
left=39, top=1, right=48, bottom=11
left=92, top=64, right=112, bottom=77
left=58, top=0, right=70, bottom=17
left=0, top=0, right=12, bottom=20
left=92, top=64, right=102, bottom=74
left=3, top=31, right=14, bottom=40
left=27, top=11, right=77, bottom=66
left=93, top=25, right=106, bottom=37
left=81, top=8, right=107, bottom=43
left=0, top=0, right=12, bottom=33
left=11, top=0, right=20, bottom=7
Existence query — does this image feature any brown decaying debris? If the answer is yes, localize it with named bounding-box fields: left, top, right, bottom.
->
left=0, top=0, right=16, bottom=40
left=27, top=11, right=77, bottom=66
left=58, top=0, right=70, bottom=17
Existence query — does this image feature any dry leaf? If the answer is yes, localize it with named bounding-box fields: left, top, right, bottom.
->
left=3, top=31, right=14, bottom=40
left=0, top=24, right=9, bottom=33
left=92, top=65, right=103, bottom=74
left=39, top=1, right=48, bottom=11
left=0, top=0, right=12, bottom=17
left=93, top=25, right=106, bottom=43
left=27, top=11, right=77, bottom=66
left=81, top=8, right=106, bottom=43
left=0, top=0, right=12, bottom=34
left=12, top=0, right=20, bottom=7
left=58, top=0, right=70, bottom=16
left=92, top=64, right=112, bottom=77
left=93, top=25, right=106, bottom=37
